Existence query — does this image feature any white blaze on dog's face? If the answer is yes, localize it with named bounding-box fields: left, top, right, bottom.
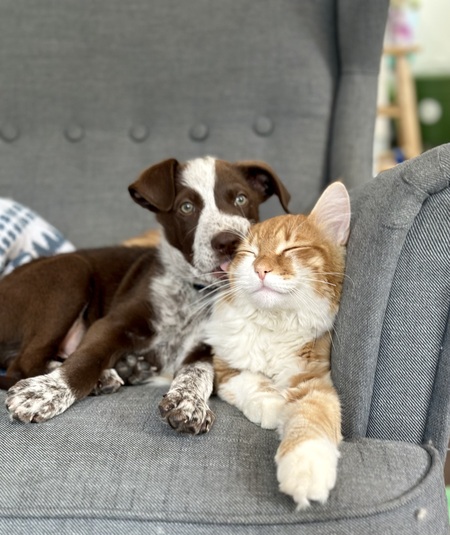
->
left=180, top=157, right=252, bottom=282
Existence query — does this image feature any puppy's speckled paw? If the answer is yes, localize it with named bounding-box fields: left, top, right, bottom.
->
left=6, top=369, right=76, bottom=423
left=91, top=368, right=124, bottom=395
left=159, top=390, right=215, bottom=434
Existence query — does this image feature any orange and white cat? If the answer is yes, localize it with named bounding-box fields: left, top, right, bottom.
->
left=205, top=182, right=350, bottom=509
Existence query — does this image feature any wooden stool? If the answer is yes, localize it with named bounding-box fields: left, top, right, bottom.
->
left=378, top=45, right=422, bottom=160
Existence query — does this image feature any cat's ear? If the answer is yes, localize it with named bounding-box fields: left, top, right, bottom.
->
left=309, top=182, right=351, bottom=245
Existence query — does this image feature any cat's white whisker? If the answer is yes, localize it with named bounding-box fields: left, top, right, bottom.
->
left=315, top=271, right=354, bottom=285
left=190, top=280, right=252, bottom=318
left=190, top=286, right=228, bottom=316
left=185, top=223, right=199, bottom=238
left=215, top=283, right=248, bottom=301
left=289, top=287, right=340, bottom=351
left=228, top=227, right=251, bottom=242
left=198, top=279, right=230, bottom=293
left=290, top=283, right=328, bottom=302
left=190, top=299, right=214, bottom=318
left=299, top=277, right=337, bottom=287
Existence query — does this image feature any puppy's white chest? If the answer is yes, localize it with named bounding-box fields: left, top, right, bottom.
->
left=150, top=274, right=209, bottom=371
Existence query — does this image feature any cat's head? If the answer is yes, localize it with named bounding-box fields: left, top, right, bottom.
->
left=226, top=182, right=351, bottom=313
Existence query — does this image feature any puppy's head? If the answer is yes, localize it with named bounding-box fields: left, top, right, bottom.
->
left=129, top=156, right=290, bottom=284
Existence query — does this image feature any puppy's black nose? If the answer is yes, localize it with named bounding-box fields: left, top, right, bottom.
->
left=211, top=232, right=240, bottom=257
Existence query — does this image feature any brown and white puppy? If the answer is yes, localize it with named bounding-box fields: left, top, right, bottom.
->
left=1, top=156, right=290, bottom=433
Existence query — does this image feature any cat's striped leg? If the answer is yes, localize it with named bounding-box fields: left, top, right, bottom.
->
left=214, top=357, right=285, bottom=429
left=275, top=374, right=342, bottom=509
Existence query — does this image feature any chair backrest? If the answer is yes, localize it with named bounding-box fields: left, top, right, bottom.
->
left=0, top=0, right=388, bottom=247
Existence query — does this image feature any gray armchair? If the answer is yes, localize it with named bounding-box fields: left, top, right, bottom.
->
left=2, top=1, right=449, bottom=534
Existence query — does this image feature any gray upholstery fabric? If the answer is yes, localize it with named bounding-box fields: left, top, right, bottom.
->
left=369, top=186, right=450, bottom=446
left=329, top=0, right=388, bottom=187
left=0, top=0, right=387, bottom=247
left=0, top=385, right=447, bottom=535
left=333, top=143, right=450, bottom=461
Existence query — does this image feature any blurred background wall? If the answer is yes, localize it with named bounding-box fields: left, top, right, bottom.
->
left=374, top=0, right=450, bottom=172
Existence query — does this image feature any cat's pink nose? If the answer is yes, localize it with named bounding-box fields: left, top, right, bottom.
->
left=255, top=267, right=272, bottom=281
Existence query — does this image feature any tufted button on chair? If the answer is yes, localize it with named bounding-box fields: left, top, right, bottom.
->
left=253, top=116, right=275, bottom=137
left=129, top=125, right=150, bottom=143
left=189, top=123, right=210, bottom=142
left=64, top=125, right=85, bottom=143
left=0, top=124, right=20, bottom=143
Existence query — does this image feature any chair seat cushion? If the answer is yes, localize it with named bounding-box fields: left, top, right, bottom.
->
left=0, top=384, right=447, bottom=534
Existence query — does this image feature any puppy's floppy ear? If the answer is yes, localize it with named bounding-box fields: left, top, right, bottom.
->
left=235, top=161, right=290, bottom=213
left=128, top=158, right=178, bottom=213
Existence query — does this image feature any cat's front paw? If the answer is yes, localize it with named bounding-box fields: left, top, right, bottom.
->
left=244, top=392, right=285, bottom=429
left=275, top=439, right=339, bottom=509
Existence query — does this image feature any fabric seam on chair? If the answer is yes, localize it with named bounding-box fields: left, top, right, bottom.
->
left=0, top=445, right=441, bottom=527
left=423, top=299, right=450, bottom=460
left=400, top=145, right=450, bottom=197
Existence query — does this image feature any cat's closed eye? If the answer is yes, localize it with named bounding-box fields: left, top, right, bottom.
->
left=281, top=246, right=310, bottom=254
left=236, top=249, right=256, bottom=256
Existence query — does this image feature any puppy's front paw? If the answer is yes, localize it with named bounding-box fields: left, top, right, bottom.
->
left=91, top=368, right=124, bottom=395
left=115, top=354, right=156, bottom=385
left=276, top=439, right=339, bottom=509
left=244, top=393, right=285, bottom=429
left=5, top=370, right=76, bottom=423
left=159, top=390, right=215, bottom=434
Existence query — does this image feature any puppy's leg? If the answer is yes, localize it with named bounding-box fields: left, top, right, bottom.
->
left=91, top=368, right=124, bottom=396
left=159, top=343, right=215, bottom=434
left=6, top=303, right=154, bottom=423
left=2, top=255, right=92, bottom=383
left=42, top=360, right=125, bottom=397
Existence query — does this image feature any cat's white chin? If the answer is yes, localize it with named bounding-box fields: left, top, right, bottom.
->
left=249, top=286, right=286, bottom=309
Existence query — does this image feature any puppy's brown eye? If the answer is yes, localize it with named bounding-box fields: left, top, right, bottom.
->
left=235, top=194, right=248, bottom=207
left=180, top=202, right=195, bottom=215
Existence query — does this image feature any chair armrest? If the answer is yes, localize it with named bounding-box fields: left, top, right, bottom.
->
left=332, top=143, right=450, bottom=461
